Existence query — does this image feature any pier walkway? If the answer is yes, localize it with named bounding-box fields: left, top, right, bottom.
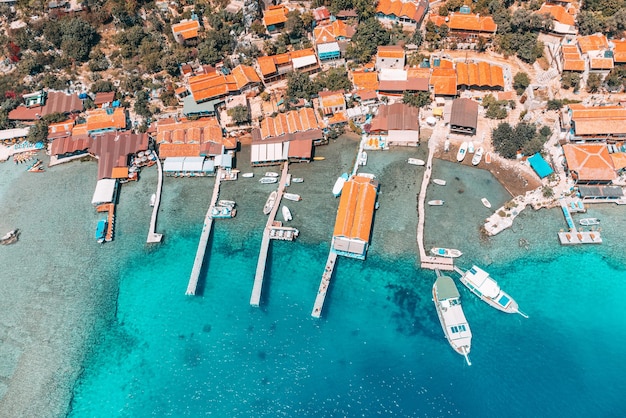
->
left=311, top=251, right=337, bottom=318
left=416, top=133, right=454, bottom=271
left=186, top=168, right=223, bottom=295
left=558, top=199, right=602, bottom=245
left=96, top=203, right=115, bottom=242
left=147, top=154, right=164, bottom=243
left=250, top=163, right=290, bottom=307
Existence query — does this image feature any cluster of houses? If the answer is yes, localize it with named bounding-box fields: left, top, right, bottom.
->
left=556, top=33, right=626, bottom=77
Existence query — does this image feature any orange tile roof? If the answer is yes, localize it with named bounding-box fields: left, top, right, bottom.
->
left=610, top=152, right=626, bottom=170
left=48, top=120, right=74, bottom=136
left=430, top=68, right=457, bottom=96
left=456, top=62, right=504, bottom=88
left=327, top=112, right=348, bottom=125
left=589, top=57, right=614, bottom=70
left=333, top=175, right=377, bottom=242
left=72, top=124, right=88, bottom=137
left=439, top=58, right=454, bottom=69
left=259, top=108, right=321, bottom=139
left=577, top=33, right=609, bottom=53
left=377, top=45, right=405, bottom=59
left=431, top=13, right=497, bottom=33
left=263, top=5, right=288, bottom=27
left=332, top=20, right=354, bottom=39
left=86, top=108, right=126, bottom=132
left=156, top=117, right=223, bottom=152
left=562, top=144, right=616, bottom=181
left=571, top=106, right=626, bottom=136
left=291, top=48, right=316, bottom=59
left=351, top=70, right=379, bottom=91
left=257, top=56, right=277, bottom=76
left=257, top=49, right=316, bottom=77
left=456, top=62, right=468, bottom=86
left=231, top=64, right=261, bottom=88
left=561, top=44, right=586, bottom=71
left=171, top=20, right=200, bottom=40
left=187, top=67, right=258, bottom=103
left=613, top=39, right=626, bottom=63
left=376, top=0, right=426, bottom=22
left=536, top=5, right=574, bottom=26
left=319, top=91, right=346, bottom=109
left=314, top=25, right=335, bottom=44
left=314, top=20, right=354, bottom=44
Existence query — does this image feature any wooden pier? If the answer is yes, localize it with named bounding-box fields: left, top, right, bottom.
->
left=558, top=199, right=602, bottom=245
left=96, top=203, right=115, bottom=242
left=416, top=134, right=455, bottom=271
left=147, top=154, right=163, bottom=243
left=311, top=251, right=338, bottom=318
left=250, top=163, right=290, bottom=307
left=186, top=168, right=223, bottom=296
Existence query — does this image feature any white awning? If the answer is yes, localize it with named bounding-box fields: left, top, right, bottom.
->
left=163, top=157, right=185, bottom=172
left=0, top=127, right=30, bottom=141
left=91, top=178, right=117, bottom=205
left=317, top=42, right=340, bottom=54
left=292, top=55, right=317, bottom=69
left=182, top=156, right=204, bottom=172
left=378, top=68, right=407, bottom=81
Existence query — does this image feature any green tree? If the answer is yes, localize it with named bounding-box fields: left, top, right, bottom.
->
left=316, top=67, right=353, bottom=91
left=91, top=80, right=115, bottom=93
left=402, top=91, right=431, bottom=108
left=56, top=18, right=99, bottom=62
left=513, top=72, right=531, bottom=95
left=561, top=71, right=581, bottom=90
left=134, top=90, right=152, bottom=118
left=576, top=10, right=605, bottom=35
left=27, top=120, right=49, bottom=144
left=345, top=18, right=391, bottom=63
left=227, top=105, right=250, bottom=124
left=492, top=122, right=517, bottom=158
left=586, top=73, right=603, bottom=93
left=286, top=71, right=318, bottom=100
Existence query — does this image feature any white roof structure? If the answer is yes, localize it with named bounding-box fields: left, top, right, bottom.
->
left=202, top=159, right=215, bottom=172
left=378, top=68, right=407, bottom=81
left=317, top=42, right=340, bottom=54
left=0, top=127, right=30, bottom=141
left=251, top=142, right=289, bottom=164
left=163, top=157, right=185, bottom=172
left=214, top=153, right=233, bottom=168
left=182, top=157, right=205, bottom=172
left=465, top=265, right=500, bottom=298
left=91, top=179, right=117, bottom=205
left=292, top=55, right=318, bottom=70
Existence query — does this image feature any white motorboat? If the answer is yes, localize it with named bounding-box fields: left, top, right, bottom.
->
left=408, top=158, right=426, bottom=166
left=456, top=142, right=468, bottom=162
left=433, top=179, right=446, bottom=186
left=333, top=173, right=349, bottom=197
left=211, top=205, right=236, bottom=218
left=284, top=193, right=301, bottom=202
left=359, top=151, right=368, bottom=166
left=431, top=247, right=463, bottom=258
left=444, top=139, right=450, bottom=152
left=150, top=193, right=156, bottom=207
left=468, top=141, right=475, bottom=154
left=282, top=205, right=292, bottom=222
left=263, top=191, right=278, bottom=215
left=433, top=275, right=472, bottom=365
left=0, top=229, right=19, bottom=245
left=264, top=171, right=279, bottom=177
left=579, top=218, right=600, bottom=226
left=218, top=200, right=236, bottom=208
left=242, top=172, right=254, bottom=178
left=428, top=200, right=444, bottom=206
left=458, top=265, right=528, bottom=317
left=259, top=177, right=278, bottom=184
left=472, top=147, right=484, bottom=166
left=481, top=198, right=492, bottom=208
left=292, top=177, right=304, bottom=183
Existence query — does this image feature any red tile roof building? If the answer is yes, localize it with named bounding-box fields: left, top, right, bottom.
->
left=171, top=19, right=200, bottom=44
left=259, top=108, right=321, bottom=140
left=263, top=5, right=288, bottom=32
left=561, top=44, right=586, bottom=72
left=429, top=13, right=497, bottom=41
left=456, top=61, right=504, bottom=90
left=318, top=91, right=346, bottom=115
left=562, top=143, right=616, bottom=183
left=89, top=132, right=149, bottom=180
left=376, top=0, right=429, bottom=28
left=256, top=49, right=319, bottom=84
left=569, top=105, right=626, bottom=139
left=430, top=68, right=457, bottom=96
left=185, top=65, right=261, bottom=103
left=156, top=117, right=231, bottom=158
left=8, top=90, right=83, bottom=121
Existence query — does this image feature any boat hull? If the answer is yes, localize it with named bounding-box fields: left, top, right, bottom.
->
left=432, top=280, right=472, bottom=359
left=408, top=158, right=425, bottom=166
left=481, top=198, right=491, bottom=208
left=263, top=191, right=277, bottom=215
left=431, top=247, right=462, bottom=258
left=459, top=275, right=520, bottom=314
left=457, top=142, right=468, bottom=162
left=428, top=200, right=444, bottom=206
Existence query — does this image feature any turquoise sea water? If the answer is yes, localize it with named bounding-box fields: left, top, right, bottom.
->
left=2, top=141, right=626, bottom=417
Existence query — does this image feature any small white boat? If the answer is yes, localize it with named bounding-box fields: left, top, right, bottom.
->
left=211, top=205, right=236, bottom=218
left=292, top=177, right=304, bottom=183
left=150, top=193, right=156, bottom=207
left=472, top=147, right=484, bottom=166
left=218, top=200, right=236, bottom=208
left=282, top=205, right=292, bottom=222
left=481, top=198, right=492, bottom=208
left=259, top=177, right=278, bottom=184
left=408, top=158, right=426, bottom=166
left=263, top=191, right=278, bottom=215
left=358, top=151, right=368, bottom=166
left=242, top=172, right=254, bottom=178
left=431, top=247, right=462, bottom=258
left=1, top=229, right=19, bottom=245
left=456, top=142, right=468, bottom=162
left=468, top=141, right=475, bottom=154
left=459, top=265, right=528, bottom=317
left=333, top=173, right=349, bottom=197
left=264, top=171, right=279, bottom=177
left=433, top=179, right=446, bottom=186
left=428, top=200, right=444, bottom=206
left=284, top=193, right=301, bottom=202
left=433, top=275, right=472, bottom=365
left=444, top=139, right=450, bottom=152
left=579, top=218, right=600, bottom=226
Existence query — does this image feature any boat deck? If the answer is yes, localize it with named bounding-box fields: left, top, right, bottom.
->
left=558, top=231, right=602, bottom=245
left=311, top=251, right=338, bottom=318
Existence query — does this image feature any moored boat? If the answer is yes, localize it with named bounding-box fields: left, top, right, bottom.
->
left=468, top=141, right=475, bottom=154
left=456, top=142, right=468, bottom=162
left=282, top=205, right=292, bottom=222
left=433, top=178, right=446, bottom=186
left=264, top=171, right=279, bottom=177
left=263, top=191, right=278, bottom=215
left=218, top=200, right=236, bottom=208
left=242, top=172, right=254, bottom=178
left=408, top=158, right=426, bottom=166
left=431, top=247, right=463, bottom=258
left=579, top=218, right=600, bottom=226
left=444, top=139, right=450, bottom=152
left=95, top=219, right=107, bottom=243
left=313, top=156, right=325, bottom=161
left=292, top=177, right=304, bottom=183
left=333, top=173, right=349, bottom=197
left=0, top=229, right=19, bottom=245
left=150, top=193, right=156, bottom=207
left=485, top=152, right=492, bottom=164
left=481, top=198, right=492, bottom=208
left=433, top=275, right=472, bottom=365
left=211, top=205, right=236, bottom=218
left=428, top=200, right=444, bottom=206
left=259, top=177, right=278, bottom=184
left=358, top=151, right=368, bottom=166
left=284, top=193, right=301, bottom=202
left=472, top=147, right=484, bottom=166
left=458, top=265, right=528, bottom=317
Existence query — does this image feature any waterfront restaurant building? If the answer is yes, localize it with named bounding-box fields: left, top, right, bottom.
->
left=331, top=175, right=379, bottom=260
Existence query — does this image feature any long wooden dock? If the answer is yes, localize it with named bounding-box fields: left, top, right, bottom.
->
left=311, top=251, right=337, bottom=318
left=147, top=153, right=163, bottom=243
left=250, top=163, right=290, bottom=307
left=96, top=203, right=115, bottom=242
left=416, top=134, right=454, bottom=271
left=186, top=168, right=223, bottom=295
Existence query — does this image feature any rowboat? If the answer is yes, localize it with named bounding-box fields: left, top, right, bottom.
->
left=358, top=151, right=368, bottom=166
left=242, top=172, right=254, bottom=178
left=408, top=158, right=425, bottom=166
left=282, top=205, right=292, bottom=222
left=428, top=200, right=444, bottom=206
left=456, top=142, right=468, bottom=162
left=263, top=191, right=278, bottom=215
left=284, top=193, right=301, bottom=202
left=218, top=200, right=236, bottom=208
left=264, top=171, right=279, bottom=177
left=292, top=177, right=304, bottom=183
left=433, top=179, right=446, bottom=186
left=468, top=141, right=475, bottom=154
left=579, top=218, right=600, bottom=226
left=259, top=177, right=278, bottom=184
left=481, top=198, right=492, bottom=208
left=313, top=156, right=325, bottom=161
left=485, top=152, right=492, bottom=164
left=150, top=193, right=156, bottom=207
left=431, top=247, right=463, bottom=258
left=472, top=147, right=484, bottom=166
